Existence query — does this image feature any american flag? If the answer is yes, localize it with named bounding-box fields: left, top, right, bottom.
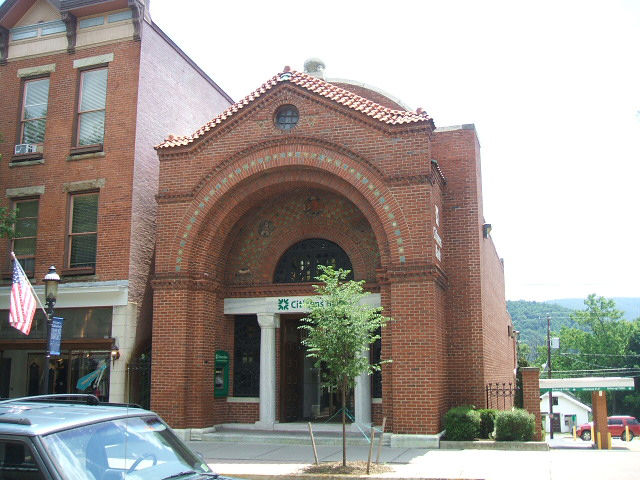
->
left=9, top=260, right=36, bottom=335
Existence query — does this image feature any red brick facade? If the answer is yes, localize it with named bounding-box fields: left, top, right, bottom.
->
left=153, top=69, right=516, bottom=434
left=0, top=0, right=231, bottom=402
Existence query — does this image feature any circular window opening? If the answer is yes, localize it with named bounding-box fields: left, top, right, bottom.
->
left=275, top=105, right=299, bottom=130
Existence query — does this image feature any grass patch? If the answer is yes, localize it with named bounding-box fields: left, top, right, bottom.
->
left=303, top=461, right=393, bottom=475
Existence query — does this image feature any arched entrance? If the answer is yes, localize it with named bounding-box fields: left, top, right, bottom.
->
left=275, top=239, right=353, bottom=422
left=154, top=145, right=396, bottom=429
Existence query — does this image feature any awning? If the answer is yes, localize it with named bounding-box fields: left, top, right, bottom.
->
left=540, top=377, right=635, bottom=393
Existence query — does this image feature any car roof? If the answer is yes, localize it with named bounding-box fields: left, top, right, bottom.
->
left=0, top=396, right=154, bottom=437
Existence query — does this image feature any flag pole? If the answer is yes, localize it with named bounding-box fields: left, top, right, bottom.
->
left=11, top=252, right=49, bottom=318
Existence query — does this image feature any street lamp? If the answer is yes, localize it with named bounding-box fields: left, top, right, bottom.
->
left=42, top=265, right=60, bottom=395
left=547, top=314, right=554, bottom=440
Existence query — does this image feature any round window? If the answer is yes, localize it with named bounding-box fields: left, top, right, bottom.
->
left=275, top=105, right=299, bottom=130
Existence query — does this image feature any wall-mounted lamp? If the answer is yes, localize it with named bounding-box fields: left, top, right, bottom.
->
left=483, top=223, right=492, bottom=238
left=111, top=342, right=120, bottom=364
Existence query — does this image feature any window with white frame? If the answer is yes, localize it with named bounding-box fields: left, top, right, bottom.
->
left=76, top=68, right=108, bottom=146
left=20, top=78, right=50, bottom=145
left=67, top=192, right=99, bottom=269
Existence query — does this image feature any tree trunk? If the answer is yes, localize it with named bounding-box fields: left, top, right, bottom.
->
left=342, top=378, right=347, bottom=467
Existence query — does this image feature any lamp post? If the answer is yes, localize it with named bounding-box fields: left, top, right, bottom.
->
left=42, top=265, right=60, bottom=395
left=547, top=314, right=554, bottom=440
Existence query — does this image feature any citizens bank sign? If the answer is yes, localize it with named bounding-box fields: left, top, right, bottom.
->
left=224, top=294, right=381, bottom=315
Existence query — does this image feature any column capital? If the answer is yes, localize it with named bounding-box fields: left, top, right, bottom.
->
left=257, top=313, right=280, bottom=329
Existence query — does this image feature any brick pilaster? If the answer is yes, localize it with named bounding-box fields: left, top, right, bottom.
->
left=521, top=367, right=541, bottom=441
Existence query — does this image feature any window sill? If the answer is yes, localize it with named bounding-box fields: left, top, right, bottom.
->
left=2, top=270, right=34, bottom=280
left=66, top=151, right=106, bottom=162
left=69, top=144, right=103, bottom=156
left=60, top=267, right=95, bottom=277
left=10, top=152, right=44, bottom=164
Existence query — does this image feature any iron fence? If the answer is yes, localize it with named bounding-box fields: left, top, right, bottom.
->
left=485, top=382, right=517, bottom=410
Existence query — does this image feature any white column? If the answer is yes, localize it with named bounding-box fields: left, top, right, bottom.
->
left=255, top=313, right=279, bottom=429
left=353, top=350, right=372, bottom=429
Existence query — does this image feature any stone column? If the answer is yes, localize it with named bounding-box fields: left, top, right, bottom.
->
left=256, top=313, right=279, bottom=429
left=353, top=350, right=372, bottom=430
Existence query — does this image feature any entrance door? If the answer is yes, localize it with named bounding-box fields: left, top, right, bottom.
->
left=281, top=318, right=303, bottom=422
left=279, top=317, right=349, bottom=423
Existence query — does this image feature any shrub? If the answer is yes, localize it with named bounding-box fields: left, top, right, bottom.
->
left=494, top=409, right=535, bottom=441
left=443, top=406, right=480, bottom=441
left=478, top=409, right=498, bottom=439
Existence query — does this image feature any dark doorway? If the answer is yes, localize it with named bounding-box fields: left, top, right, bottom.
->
left=0, top=358, right=10, bottom=398
left=279, top=316, right=349, bottom=423
left=281, top=317, right=303, bottom=422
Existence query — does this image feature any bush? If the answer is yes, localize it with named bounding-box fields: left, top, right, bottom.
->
left=494, top=409, right=535, bottom=441
left=443, top=406, right=480, bottom=441
left=478, top=409, right=498, bottom=439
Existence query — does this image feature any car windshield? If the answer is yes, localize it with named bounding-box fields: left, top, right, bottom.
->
left=40, top=415, right=212, bottom=480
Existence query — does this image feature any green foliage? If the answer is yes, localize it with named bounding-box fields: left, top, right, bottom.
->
left=300, top=265, right=390, bottom=392
left=443, top=406, right=480, bottom=441
left=478, top=409, right=498, bottom=439
left=551, top=295, right=640, bottom=415
left=507, top=300, right=579, bottom=361
left=494, top=409, right=535, bottom=441
left=0, top=206, right=16, bottom=239
left=300, top=265, right=391, bottom=465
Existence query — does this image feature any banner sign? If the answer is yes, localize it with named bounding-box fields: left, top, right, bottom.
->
left=49, top=317, right=64, bottom=356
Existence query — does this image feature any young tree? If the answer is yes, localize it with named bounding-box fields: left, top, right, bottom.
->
left=301, top=265, right=390, bottom=467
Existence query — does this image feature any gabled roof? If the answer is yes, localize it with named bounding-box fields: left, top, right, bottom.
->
left=540, top=391, right=591, bottom=413
left=156, top=68, right=435, bottom=150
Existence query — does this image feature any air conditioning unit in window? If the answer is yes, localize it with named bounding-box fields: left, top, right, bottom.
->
left=14, top=143, right=37, bottom=155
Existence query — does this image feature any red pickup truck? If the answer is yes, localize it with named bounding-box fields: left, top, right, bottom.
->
left=576, top=416, right=640, bottom=441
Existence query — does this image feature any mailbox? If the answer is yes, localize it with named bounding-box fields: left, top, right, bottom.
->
left=214, top=350, right=229, bottom=398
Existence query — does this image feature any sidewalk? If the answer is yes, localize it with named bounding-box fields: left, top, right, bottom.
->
left=187, top=436, right=640, bottom=480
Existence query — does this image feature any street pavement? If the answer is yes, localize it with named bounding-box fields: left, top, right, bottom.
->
left=187, top=434, right=640, bottom=480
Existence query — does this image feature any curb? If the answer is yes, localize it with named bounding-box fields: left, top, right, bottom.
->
left=440, top=440, right=549, bottom=451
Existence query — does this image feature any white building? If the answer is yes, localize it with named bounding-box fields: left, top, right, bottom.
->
left=540, top=391, right=591, bottom=433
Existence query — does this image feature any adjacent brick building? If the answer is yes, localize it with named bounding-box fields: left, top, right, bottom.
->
left=152, top=60, right=517, bottom=435
left=0, top=0, right=231, bottom=402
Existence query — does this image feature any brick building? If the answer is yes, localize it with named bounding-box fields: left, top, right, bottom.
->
left=0, top=0, right=231, bottom=402
left=152, top=60, right=517, bottom=435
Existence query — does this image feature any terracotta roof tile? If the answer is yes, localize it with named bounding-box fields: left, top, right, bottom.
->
left=157, top=69, right=433, bottom=149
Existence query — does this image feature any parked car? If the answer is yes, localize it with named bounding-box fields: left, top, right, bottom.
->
left=0, top=394, right=240, bottom=480
left=576, top=415, right=640, bottom=441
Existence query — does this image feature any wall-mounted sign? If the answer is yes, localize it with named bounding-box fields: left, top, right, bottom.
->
left=224, top=294, right=381, bottom=315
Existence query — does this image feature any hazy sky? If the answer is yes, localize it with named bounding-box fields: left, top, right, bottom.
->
left=6, top=0, right=640, bottom=302
left=148, top=0, right=639, bottom=302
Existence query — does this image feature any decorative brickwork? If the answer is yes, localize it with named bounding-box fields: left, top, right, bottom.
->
left=152, top=71, right=516, bottom=433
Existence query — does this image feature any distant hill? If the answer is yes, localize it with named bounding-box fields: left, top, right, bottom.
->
left=508, top=297, right=640, bottom=361
left=544, top=297, right=640, bottom=320
left=507, top=300, right=579, bottom=360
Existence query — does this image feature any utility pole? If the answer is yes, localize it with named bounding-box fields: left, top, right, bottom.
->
left=547, top=314, right=554, bottom=439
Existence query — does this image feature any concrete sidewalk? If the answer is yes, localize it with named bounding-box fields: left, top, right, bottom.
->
left=187, top=437, right=640, bottom=480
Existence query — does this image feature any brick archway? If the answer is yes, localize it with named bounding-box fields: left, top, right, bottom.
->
left=168, top=145, right=410, bottom=281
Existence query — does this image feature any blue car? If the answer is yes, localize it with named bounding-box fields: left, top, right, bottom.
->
left=0, top=395, right=238, bottom=480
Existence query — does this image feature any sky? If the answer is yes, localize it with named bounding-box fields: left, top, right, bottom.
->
left=147, top=0, right=640, bottom=303
left=4, top=0, right=639, bottom=302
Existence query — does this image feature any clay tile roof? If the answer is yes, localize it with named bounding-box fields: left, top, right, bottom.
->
left=157, top=69, right=434, bottom=150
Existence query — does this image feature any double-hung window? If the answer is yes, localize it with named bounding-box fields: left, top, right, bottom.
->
left=21, top=78, right=50, bottom=145
left=67, top=192, right=99, bottom=270
left=77, top=68, right=107, bottom=146
left=11, top=199, right=39, bottom=275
